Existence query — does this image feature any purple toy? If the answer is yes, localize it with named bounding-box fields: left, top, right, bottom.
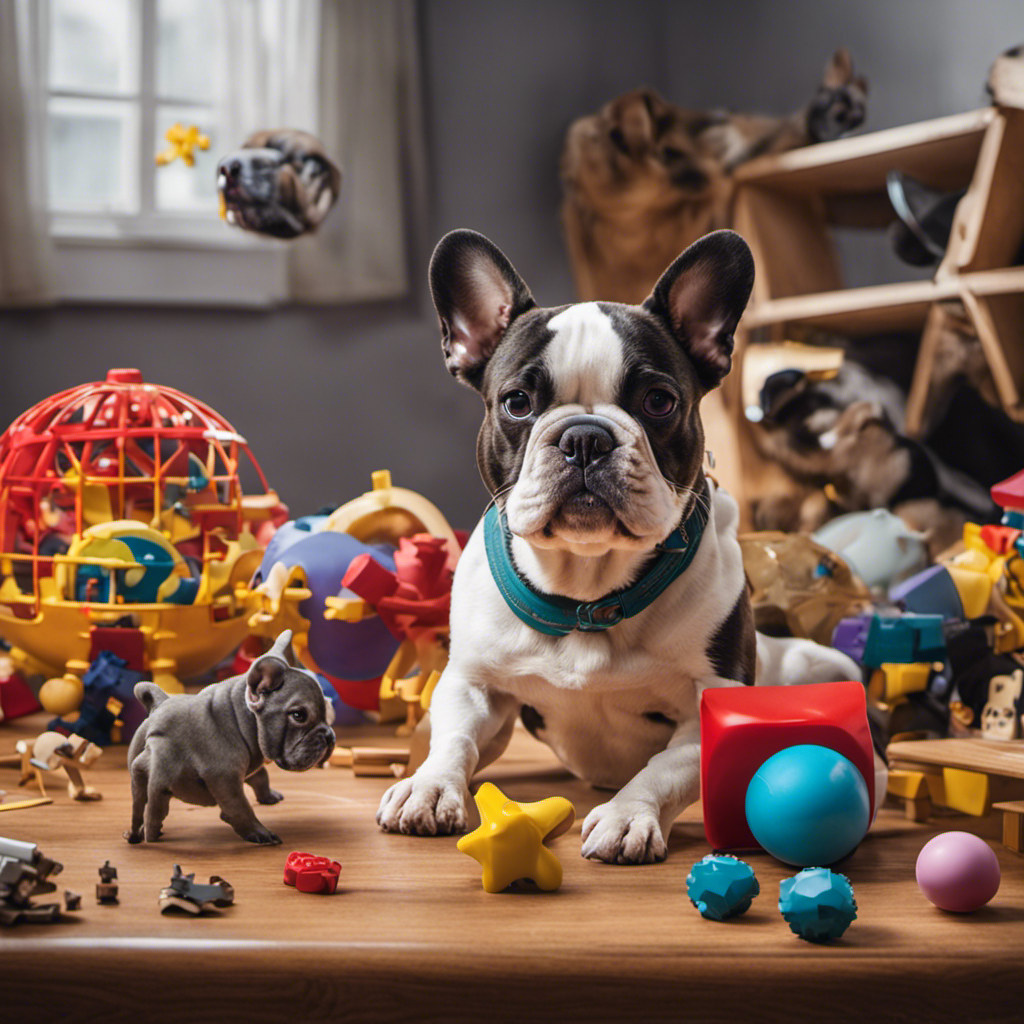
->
left=253, top=530, right=399, bottom=683
left=916, top=831, right=1001, bottom=912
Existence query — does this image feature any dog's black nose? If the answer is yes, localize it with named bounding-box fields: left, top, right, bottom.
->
left=222, top=159, right=241, bottom=181
left=559, top=423, right=615, bottom=468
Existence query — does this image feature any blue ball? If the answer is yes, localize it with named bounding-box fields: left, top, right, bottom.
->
left=686, top=854, right=760, bottom=921
left=745, top=744, right=870, bottom=867
left=779, top=867, right=858, bottom=942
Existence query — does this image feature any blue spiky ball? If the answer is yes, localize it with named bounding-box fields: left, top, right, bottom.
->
left=686, top=854, right=760, bottom=921
left=778, top=866, right=857, bottom=942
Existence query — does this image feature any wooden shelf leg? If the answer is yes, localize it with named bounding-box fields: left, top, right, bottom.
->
left=1003, top=807, right=1024, bottom=854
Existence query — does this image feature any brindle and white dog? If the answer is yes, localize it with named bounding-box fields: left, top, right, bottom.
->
left=377, top=228, right=884, bottom=864
left=217, top=129, right=341, bottom=239
left=561, top=49, right=868, bottom=303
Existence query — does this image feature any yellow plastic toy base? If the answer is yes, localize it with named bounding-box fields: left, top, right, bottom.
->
left=457, top=781, right=575, bottom=893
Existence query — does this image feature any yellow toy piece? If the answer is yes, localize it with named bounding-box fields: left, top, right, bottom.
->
left=946, top=563, right=993, bottom=620
left=942, top=767, right=992, bottom=817
left=457, top=781, right=575, bottom=893
left=38, top=673, right=85, bottom=716
left=155, top=122, right=210, bottom=168
left=326, top=470, right=461, bottom=565
left=874, top=662, right=932, bottom=704
left=247, top=562, right=313, bottom=652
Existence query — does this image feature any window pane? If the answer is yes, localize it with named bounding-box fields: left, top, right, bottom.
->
left=49, top=0, right=136, bottom=95
left=156, top=0, right=223, bottom=103
left=154, top=106, right=219, bottom=212
left=48, top=98, right=137, bottom=213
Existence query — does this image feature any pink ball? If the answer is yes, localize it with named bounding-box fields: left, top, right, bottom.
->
left=915, top=831, right=1001, bottom=913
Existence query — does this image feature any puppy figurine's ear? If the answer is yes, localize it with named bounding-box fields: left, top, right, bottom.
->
left=245, top=630, right=293, bottom=712
left=643, top=230, right=754, bottom=391
left=429, top=229, right=536, bottom=388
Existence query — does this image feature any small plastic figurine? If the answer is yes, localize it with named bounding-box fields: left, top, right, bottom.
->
left=124, top=631, right=336, bottom=846
left=457, top=782, right=575, bottom=893
left=159, top=864, right=234, bottom=915
left=96, top=861, right=118, bottom=903
left=16, top=732, right=103, bottom=802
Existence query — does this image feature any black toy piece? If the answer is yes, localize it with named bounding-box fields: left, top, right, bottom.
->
left=96, top=860, right=119, bottom=903
left=158, top=864, right=235, bottom=915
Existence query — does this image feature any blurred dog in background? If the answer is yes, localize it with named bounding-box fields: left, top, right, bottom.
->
left=217, top=129, right=341, bottom=240
left=560, top=49, right=867, bottom=303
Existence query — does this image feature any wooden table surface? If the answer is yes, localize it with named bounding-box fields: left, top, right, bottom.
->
left=2, top=710, right=1024, bottom=1024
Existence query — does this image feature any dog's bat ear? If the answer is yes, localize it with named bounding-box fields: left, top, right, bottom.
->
left=135, top=681, right=170, bottom=712
left=429, top=229, right=536, bottom=389
left=245, top=631, right=292, bottom=711
left=643, top=229, right=754, bottom=391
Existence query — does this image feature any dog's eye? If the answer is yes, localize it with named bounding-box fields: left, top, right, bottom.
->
left=289, top=708, right=308, bottom=723
left=502, top=390, right=533, bottom=419
left=642, top=389, right=677, bottom=418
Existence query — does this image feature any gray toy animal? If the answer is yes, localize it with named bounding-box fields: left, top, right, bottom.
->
left=124, top=631, right=335, bottom=846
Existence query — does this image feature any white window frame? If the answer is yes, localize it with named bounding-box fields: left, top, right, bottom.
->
left=37, top=0, right=288, bottom=307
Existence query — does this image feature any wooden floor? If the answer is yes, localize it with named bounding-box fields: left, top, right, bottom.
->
left=2, top=709, right=1024, bottom=1024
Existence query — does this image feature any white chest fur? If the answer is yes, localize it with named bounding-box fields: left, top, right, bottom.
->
left=446, top=484, right=746, bottom=784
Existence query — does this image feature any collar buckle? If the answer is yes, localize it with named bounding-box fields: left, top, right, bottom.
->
left=575, top=599, right=624, bottom=631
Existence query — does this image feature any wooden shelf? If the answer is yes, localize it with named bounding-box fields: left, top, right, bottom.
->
left=744, top=266, right=1024, bottom=334
left=734, top=108, right=994, bottom=194
left=729, top=103, right=1024, bottom=466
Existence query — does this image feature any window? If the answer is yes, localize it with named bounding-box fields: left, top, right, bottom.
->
left=44, top=0, right=234, bottom=241
left=37, top=0, right=288, bottom=305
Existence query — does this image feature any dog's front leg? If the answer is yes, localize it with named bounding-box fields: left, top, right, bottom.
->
left=581, top=717, right=705, bottom=865
left=376, top=670, right=518, bottom=836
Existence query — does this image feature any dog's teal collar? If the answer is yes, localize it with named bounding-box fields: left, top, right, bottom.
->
left=484, top=481, right=710, bottom=637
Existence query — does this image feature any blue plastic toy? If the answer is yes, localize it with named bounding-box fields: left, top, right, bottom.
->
left=686, top=854, right=760, bottom=920
left=778, top=867, right=857, bottom=942
left=253, top=530, right=399, bottom=682
left=49, top=650, right=146, bottom=746
left=745, top=744, right=870, bottom=866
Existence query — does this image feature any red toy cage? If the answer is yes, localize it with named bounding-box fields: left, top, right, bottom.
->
left=0, top=367, right=285, bottom=615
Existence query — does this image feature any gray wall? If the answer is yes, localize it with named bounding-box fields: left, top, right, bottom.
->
left=1, top=0, right=1020, bottom=527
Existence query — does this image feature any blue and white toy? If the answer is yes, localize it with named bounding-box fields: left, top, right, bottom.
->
left=745, top=744, right=870, bottom=867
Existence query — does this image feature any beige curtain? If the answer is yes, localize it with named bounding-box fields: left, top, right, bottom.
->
left=0, top=0, right=55, bottom=307
left=224, top=0, right=422, bottom=304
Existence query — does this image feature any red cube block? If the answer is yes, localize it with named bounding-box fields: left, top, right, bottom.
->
left=700, top=680, right=875, bottom=852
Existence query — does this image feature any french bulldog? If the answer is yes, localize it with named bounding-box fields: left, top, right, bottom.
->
left=124, top=630, right=335, bottom=845
left=377, top=228, right=884, bottom=863
left=217, top=129, right=341, bottom=239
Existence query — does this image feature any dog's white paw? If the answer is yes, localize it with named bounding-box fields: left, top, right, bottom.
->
left=376, top=772, right=470, bottom=836
left=581, top=800, right=667, bottom=864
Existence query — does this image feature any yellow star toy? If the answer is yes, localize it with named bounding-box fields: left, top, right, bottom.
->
left=457, top=782, right=575, bottom=893
left=155, top=123, right=210, bottom=168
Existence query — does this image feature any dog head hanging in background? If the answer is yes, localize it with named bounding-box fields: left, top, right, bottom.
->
left=216, top=129, right=341, bottom=240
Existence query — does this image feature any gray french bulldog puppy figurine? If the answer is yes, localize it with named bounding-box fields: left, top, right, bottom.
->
left=124, top=630, right=336, bottom=846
